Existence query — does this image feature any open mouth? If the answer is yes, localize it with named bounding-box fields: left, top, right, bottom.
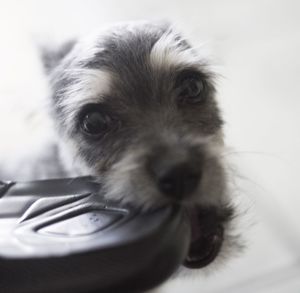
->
left=184, top=207, right=228, bottom=269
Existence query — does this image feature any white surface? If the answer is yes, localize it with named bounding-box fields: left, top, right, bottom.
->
left=0, top=0, right=299, bottom=292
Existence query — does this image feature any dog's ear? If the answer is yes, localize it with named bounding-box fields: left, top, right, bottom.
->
left=40, top=40, right=76, bottom=74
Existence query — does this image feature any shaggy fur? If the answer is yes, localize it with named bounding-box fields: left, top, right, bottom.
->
left=0, top=21, right=241, bottom=285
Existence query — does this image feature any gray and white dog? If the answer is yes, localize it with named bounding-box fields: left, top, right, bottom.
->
left=1, top=21, right=239, bottom=274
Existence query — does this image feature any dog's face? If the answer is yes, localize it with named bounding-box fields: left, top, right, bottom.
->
left=46, top=22, right=236, bottom=269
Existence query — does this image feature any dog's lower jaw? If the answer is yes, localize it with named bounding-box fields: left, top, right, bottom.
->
left=183, top=205, right=233, bottom=269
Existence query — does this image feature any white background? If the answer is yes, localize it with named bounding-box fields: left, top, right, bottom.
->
left=0, top=0, right=299, bottom=292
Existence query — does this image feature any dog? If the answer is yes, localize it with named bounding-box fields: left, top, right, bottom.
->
left=0, top=20, right=240, bottom=285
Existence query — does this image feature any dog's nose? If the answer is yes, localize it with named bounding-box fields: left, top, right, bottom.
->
left=149, top=161, right=202, bottom=200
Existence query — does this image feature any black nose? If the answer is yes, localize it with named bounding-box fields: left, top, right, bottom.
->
left=150, top=162, right=202, bottom=199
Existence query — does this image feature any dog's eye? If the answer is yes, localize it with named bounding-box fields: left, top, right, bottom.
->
left=81, top=111, right=111, bottom=135
left=177, top=73, right=205, bottom=103
left=80, top=108, right=113, bottom=136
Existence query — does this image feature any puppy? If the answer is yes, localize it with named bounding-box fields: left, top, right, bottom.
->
left=1, top=21, right=240, bottom=276
left=42, top=21, right=240, bottom=270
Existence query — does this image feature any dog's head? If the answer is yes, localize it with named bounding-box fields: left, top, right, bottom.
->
left=44, top=21, right=237, bottom=269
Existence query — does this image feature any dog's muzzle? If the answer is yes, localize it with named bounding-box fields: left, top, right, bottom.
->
left=147, top=151, right=202, bottom=200
left=146, top=150, right=227, bottom=268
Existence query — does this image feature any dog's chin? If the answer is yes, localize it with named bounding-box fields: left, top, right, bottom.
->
left=183, top=206, right=229, bottom=269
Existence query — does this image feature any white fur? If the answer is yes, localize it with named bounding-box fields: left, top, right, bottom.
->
left=53, top=69, right=112, bottom=129
left=150, top=28, right=210, bottom=72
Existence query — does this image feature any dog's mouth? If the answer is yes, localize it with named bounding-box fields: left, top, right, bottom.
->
left=183, top=207, right=227, bottom=269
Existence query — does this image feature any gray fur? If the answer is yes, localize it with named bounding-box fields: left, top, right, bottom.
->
left=41, top=40, right=76, bottom=74
left=46, top=23, right=226, bottom=209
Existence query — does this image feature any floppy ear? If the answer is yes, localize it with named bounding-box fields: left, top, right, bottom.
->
left=40, top=40, right=76, bottom=74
